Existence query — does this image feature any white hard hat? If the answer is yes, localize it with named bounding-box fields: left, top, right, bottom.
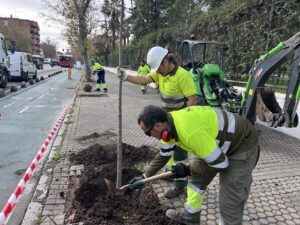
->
left=146, top=46, right=168, bottom=72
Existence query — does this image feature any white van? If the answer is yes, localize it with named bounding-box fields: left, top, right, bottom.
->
left=8, top=51, right=37, bottom=81
left=75, top=61, right=82, bottom=70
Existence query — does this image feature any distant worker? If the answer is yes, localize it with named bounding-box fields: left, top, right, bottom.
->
left=137, top=60, right=150, bottom=94
left=93, top=61, right=107, bottom=92
left=67, top=67, right=72, bottom=79
left=117, top=46, right=199, bottom=199
left=130, top=105, right=260, bottom=225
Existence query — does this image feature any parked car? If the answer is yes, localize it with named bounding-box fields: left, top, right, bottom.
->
left=8, top=51, right=37, bottom=81
left=50, top=60, right=59, bottom=67
left=32, top=55, right=44, bottom=70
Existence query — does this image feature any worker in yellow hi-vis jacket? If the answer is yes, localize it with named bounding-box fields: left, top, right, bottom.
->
left=117, top=46, right=200, bottom=199
left=130, top=105, right=260, bottom=225
left=137, top=60, right=150, bottom=94
left=93, top=61, right=107, bottom=92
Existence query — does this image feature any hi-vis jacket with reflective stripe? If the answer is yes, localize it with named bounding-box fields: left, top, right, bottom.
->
left=144, top=106, right=259, bottom=177
left=138, top=64, right=150, bottom=76
left=150, top=66, right=196, bottom=111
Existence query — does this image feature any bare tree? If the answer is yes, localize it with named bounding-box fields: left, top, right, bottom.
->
left=42, top=0, right=97, bottom=81
left=41, top=42, right=57, bottom=58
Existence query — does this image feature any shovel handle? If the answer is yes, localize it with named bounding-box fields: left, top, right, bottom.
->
left=141, top=171, right=173, bottom=184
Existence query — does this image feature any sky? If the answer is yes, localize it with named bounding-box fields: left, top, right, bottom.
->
left=0, top=0, right=132, bottom=53
left=0, top=0, right=69, bottom=52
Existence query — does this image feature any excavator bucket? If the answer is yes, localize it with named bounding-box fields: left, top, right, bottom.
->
left=256, top=87, right=284, bottom=127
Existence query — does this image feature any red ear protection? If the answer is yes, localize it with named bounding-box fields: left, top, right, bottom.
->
left=161, top=127, right=172, bottom=142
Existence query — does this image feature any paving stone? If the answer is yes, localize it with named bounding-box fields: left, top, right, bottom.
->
left=283, top=214, right=293, bottom=220
left=286, top=220, right=296, bottom=225
left=207, top=208, right=216, bottom=215
left=265, top=211, right=274, bottom=217
left=243, top=222, right=252, bottom=225
left=258, top=218, right=269, bottom=224
left=249, top=214, right=259, bottom=220
left=293, top=219, right=300, bottom=224
left=290, top=212, right=300, bottom=219
left=257, top=212, right=267, bottom=218
left=267, top=216, right=277, bottom=223
left=247, top=208, right=256, bottom=214
left=275, top=215, right=285, bottom=222
left=206, top=219, right=216, bottom=225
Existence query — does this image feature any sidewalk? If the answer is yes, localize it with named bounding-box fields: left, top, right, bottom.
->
left=21, top=70, right=300, bottom=225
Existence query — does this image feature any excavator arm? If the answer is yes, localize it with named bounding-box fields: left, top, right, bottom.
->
left=240, top=32, right=300, bottom=127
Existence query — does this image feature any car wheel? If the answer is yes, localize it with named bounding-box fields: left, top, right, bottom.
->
left=33, top=71, right=37, bottom=79
left=22, top=71, right=29, bottom=82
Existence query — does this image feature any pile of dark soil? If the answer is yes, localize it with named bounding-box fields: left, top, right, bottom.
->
left=67, top=138, right=179, bottom=225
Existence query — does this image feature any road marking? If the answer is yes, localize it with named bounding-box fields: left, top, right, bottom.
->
left=30, top=105, right=61, bottom=108
left=18, top=106, right=29, bottom=114
left=3, top=102, right=16, bottom=108
left=12, top=97, right=33, bottom=100
left=37, top=95, right=45, bottom=99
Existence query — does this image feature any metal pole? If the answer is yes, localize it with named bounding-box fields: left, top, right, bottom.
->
left=116, top=0, right=124, bottom=188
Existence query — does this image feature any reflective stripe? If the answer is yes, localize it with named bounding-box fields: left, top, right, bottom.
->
left=184, top=202, right=201, bottom=213
left=221, top=141, right=231, bottom=154
left=219, top=216, right=225, bottom=225
left=214, top=109, right=224, bottom=131
left=174, top=159, right=188, bottom=165
left=160, top=92, right=185, bottom=100
left=226, top=111, right=236, bottom=133
left=216, top=139, right=220, bottom=146
left=209, top=156, right=229, bottom=169
left=160, top=92, right=186, bottom=109
left=188, top=183, right=205, bottom=195
left=174, top=177, right=188, bottom=181
left=203, top=147, right=222, bottom=164
left=160, top=142, right=176, bottom=149
left=160, top=151, right=173, bottom=157
left=161, top=101, right=185, bottom=109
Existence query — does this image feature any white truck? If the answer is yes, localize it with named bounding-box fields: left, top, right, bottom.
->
left=0, top=33, right=12, bottom=88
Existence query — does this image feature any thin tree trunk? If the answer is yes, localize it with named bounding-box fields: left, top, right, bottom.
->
left=116, top=0, right=124, bottom=188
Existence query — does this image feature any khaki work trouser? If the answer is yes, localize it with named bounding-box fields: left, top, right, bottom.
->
left=189, top=142, right=259, bottom=225
left=219, top=143, right=259, bottom=225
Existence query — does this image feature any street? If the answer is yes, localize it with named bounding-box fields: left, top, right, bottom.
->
left=0, top=68, right=80, bottom=209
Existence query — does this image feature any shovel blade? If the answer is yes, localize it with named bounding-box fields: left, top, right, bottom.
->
left=104, top=178, right=125, bottom=195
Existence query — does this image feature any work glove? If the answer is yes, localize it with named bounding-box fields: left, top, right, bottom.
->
left=171, top=163, right=190, bottom=178
left=129, top=175, right=144, bottom=184
left=123, top=175, right=145, bottom=193
left=116, top=67, right=128, bottom=82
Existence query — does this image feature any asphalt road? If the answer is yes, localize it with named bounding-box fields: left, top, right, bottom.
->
left=0, top=68, right=80, bottom=209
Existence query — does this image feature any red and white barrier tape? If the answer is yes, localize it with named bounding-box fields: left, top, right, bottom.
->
left=0, top=107, right=69, bottom=225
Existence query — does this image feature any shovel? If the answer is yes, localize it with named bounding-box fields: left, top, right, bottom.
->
left=104, top=171, right=173, bottom=195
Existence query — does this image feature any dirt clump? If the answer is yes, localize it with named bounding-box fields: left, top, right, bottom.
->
left=66, top=136, right=179, bottom=225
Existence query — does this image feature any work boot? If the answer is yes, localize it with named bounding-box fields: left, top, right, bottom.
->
left=142, top=90, right=146, bottom=94
left=163, top=186, right=185, bottom=199
left=104, top=89, right=107, bottom=93
left=96, top=88, right=101, bottom=92
left=166, top=207, right=200, bottom=225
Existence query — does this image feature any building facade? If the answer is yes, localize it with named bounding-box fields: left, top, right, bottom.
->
left=0, top=17, right=41, bottom=54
